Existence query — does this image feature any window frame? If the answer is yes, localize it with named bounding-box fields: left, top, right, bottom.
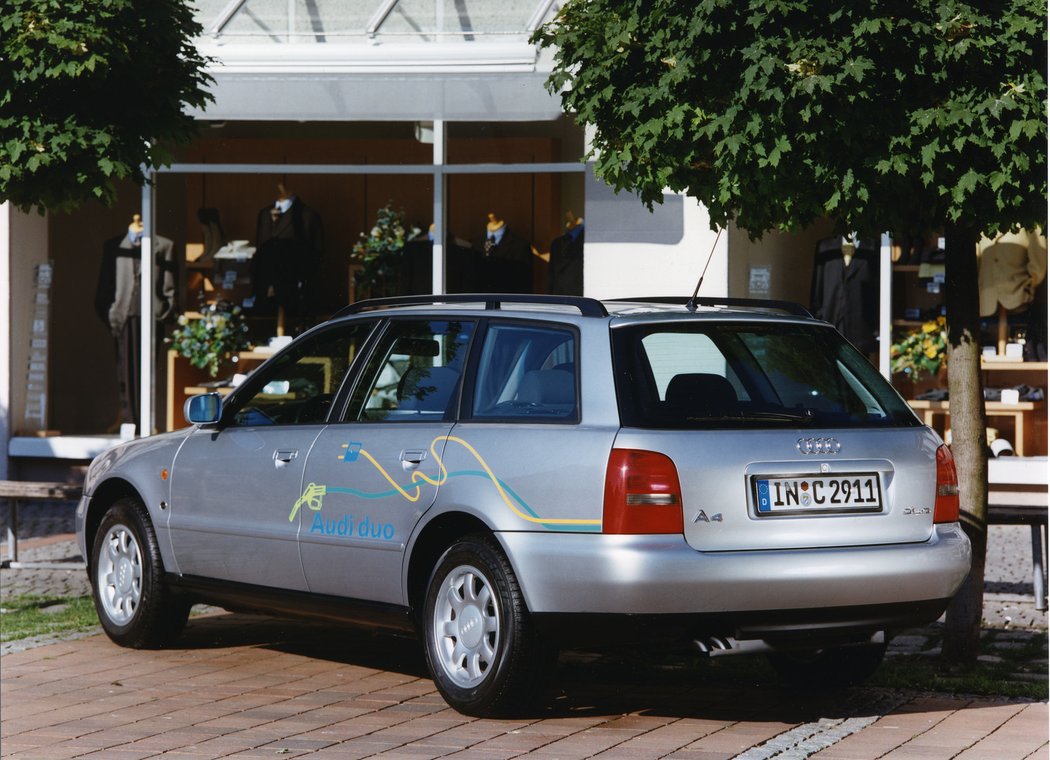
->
left=460, top=317, right=582, bottom=425
left=218, top=318, right=382, bottom=428
left=339, top=315, right=478, bottom=424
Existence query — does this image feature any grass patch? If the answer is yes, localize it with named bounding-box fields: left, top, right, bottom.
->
left=869, top=628, right=1049, bottom=701
left=0, top=595, right=99, bottom=643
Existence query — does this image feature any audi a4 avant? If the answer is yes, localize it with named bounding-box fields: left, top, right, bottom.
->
left=77, top=294, right=971, bottom=715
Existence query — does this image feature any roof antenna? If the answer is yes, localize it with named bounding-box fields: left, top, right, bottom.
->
left=686, top=226, right=724, bottom=312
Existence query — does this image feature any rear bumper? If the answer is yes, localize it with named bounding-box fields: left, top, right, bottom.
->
left=498, top=523, right=970, bottom=624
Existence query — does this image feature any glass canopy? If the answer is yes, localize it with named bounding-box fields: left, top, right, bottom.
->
left=192, top=0, right=561, bottom=44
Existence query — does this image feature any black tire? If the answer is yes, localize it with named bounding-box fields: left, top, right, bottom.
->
left=90, top=497, right=190, bottom=648
left=422, top=535, right=538, bottom=716
left=768, top=642, right=887, bottom=689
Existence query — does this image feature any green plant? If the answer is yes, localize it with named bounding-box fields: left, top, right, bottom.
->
left=169, top=299, right=251, bottom=377
left=352, top=204, right=420, bottom=299
left=891, top=316, right=948, bottom=378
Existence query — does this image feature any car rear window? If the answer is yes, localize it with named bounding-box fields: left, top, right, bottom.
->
left=612, top=322, right=919, bottom=429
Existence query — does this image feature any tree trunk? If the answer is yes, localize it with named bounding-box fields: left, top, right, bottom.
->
left=940, top=223, right=988, bottom=663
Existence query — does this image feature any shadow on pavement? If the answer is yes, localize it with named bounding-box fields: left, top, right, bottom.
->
left=173, top=611, right=910, bottom=722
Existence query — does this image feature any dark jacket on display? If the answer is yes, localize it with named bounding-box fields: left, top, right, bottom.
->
left=253, top=197, right=324, bottom=316
left=811, top=237, right=879, bottom=354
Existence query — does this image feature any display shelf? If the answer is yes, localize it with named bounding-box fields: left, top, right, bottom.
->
left=982, top=360, right=1048, bottom=371
left=908, top=399, right=1044, bottom=456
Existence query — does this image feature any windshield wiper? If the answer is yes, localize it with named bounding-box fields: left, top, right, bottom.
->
left=686, top=409, right=816, bottom=424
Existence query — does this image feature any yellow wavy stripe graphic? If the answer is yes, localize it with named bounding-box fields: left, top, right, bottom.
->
left=296, top=435, right=600, bottom=528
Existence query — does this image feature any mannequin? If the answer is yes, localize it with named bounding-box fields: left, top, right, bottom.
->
left=977, top=229, right=1047, bottom=318
left=252, top=183, right=324, bottom=332
left=93, top=214, right=175, bottom=429
left=810, top=234, right=879, bottom=354
left=474, top=212, right=532, bottom=293
left=548, top=211, right=585, bottom=295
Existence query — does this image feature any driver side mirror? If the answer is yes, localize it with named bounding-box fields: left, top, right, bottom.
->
left=185, top=392, right=223, bottom=425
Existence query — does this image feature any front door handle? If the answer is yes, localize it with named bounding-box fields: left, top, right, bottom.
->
left=274, top=449, right=299, bottom=467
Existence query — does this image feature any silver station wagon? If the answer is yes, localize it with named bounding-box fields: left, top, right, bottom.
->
left=76, top=294, right=971, bottom=715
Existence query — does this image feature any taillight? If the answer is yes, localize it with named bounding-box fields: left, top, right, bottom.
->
left=934, top=444, right=960, bottom=523
left=603, top=449, right=684, bottom=534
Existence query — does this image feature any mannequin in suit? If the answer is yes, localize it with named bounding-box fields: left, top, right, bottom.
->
left=977, top=229, right=1047, bottom=317
left=93, top=213, right=175, bottom=429
left=548, top=211, right=584, bottom=295
left=474, top=213, right=532, bottom=293
left=810, top=234, right=879, bottom=354
left=252, top=183, right=324, bottom=329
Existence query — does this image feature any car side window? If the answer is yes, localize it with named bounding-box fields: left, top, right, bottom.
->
left=471, top=323, right=578, bottom=421
left=345, top=319, right=474, bottom=422
left=229, top=321, right=375, bottom=427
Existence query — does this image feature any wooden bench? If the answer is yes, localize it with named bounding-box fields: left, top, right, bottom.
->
left=0, top=480, right=84, bottom=570
left=987, top=460, right=1048, bottom=612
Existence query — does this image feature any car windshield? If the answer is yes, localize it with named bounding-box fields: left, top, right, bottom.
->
left=611, top=322, right=919, bottom=429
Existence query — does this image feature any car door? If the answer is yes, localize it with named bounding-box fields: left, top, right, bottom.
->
left=167, top=320, right=376, bottom=590
left=299, top=318, right=475, bottom=603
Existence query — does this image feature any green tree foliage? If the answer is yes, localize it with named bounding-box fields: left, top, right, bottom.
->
left=538, top=1, right=1047, bottom=662
left=0, top=0, right=213, bottom=213
left=537, top=1, right=1046, bottom=239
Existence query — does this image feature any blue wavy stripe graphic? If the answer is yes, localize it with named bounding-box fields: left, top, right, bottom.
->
left=326, top=470, right=598, bottom=532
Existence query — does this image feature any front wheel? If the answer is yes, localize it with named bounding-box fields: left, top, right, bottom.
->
left=90, top=497, right=190, bottom=648
left=423, top=535, right=538, bottom=716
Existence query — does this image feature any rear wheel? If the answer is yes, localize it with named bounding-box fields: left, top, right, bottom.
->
left=91, top=497, right=189, bottom=648
left=423, top=535, right=538, bottom=716
left=768, top=642, right=887, bottom=688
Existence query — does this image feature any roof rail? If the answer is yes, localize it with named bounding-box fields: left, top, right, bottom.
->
left=609, top=296, right=813, bottom=318
left=332, top=293, right=609, bottom=319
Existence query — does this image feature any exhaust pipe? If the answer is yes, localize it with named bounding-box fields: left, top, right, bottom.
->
left=693, top=635, right=775, bottom=657
left=694, top=630, right=885, bottom=658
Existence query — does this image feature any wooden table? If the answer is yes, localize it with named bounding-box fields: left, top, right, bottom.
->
left=0, top=480, right=84, bottom=569
left=908, top=399, right=1044, bottom=455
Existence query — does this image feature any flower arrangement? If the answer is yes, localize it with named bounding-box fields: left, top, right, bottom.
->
left=169, top=299, right=252, bottom=377
left=351, top=204, right=420, bottom=299
left=891, top=316, right=948, bottom=378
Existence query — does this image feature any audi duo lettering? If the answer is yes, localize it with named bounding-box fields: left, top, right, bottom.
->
left=753, top=472, right=883, bottom=516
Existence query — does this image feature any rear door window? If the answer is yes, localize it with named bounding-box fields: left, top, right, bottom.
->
left=613, top=322, right=917, bottom=429
left=469, top=323, right=578, bottom=422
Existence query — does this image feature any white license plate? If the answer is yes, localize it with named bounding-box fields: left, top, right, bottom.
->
left=753, top=473, right=882, bottom=516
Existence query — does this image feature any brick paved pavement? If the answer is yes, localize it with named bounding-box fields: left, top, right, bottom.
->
left=2, top=612, right=1046, bottom=760
left=2, top=502, right=1048, bottom=759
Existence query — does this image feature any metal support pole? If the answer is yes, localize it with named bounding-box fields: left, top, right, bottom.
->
left=878, top=232, right=892, bottom=379
left=139, top=179, right=154, bottom=436
left=432, top=119, right=446, bottom=295
left=1033, top=523, right=1047, bottom=611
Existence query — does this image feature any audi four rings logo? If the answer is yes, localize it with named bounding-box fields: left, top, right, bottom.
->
left=797, top=437, right=842, bottom=454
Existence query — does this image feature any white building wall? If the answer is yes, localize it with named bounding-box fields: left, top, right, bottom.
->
left=1, top=204, right=49, bottom=479
left=584, top=197, right=727, bottom=300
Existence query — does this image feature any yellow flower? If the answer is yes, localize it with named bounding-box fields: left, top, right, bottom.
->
left=922, top=320, right=938, bottom=334
left=925, top=344, right=939, bottom=359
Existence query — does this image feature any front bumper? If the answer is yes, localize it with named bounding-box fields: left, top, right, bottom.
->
left=498, top=523, right=971, bottom=619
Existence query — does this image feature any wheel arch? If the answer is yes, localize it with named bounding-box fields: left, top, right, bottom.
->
left=84, top=478, right=143, bottom=570
left=405, top=510, right=493, bottom=622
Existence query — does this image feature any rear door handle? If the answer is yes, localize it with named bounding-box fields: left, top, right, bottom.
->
left=274, top=449, right=299, bottom=467
left=401, top=449, right=428, bottom=469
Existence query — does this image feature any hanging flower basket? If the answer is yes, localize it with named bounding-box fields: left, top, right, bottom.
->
left=351, top=204, right=420, bottom=300
left=168, top=299, right=252, bottom=377
left=891, top=316, right=948, bottom=379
